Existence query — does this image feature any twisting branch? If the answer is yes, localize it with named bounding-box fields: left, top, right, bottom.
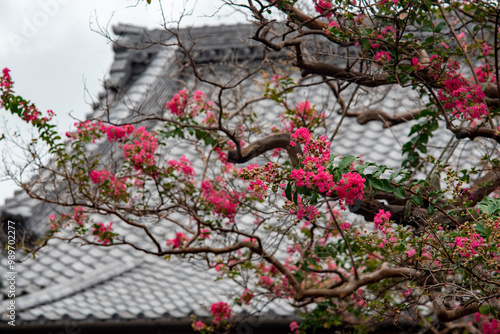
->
left=345, top=107, right=422, bottom=128
left=295, top=263, right=421, bottom=300
left=227, top=132, right=303, bottom=166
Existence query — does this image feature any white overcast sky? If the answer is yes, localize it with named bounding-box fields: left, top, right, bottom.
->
left=0, top=0, right=247, bottom=205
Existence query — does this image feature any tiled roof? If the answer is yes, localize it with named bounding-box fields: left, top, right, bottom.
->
left=0, top=23, right=487, bottom=331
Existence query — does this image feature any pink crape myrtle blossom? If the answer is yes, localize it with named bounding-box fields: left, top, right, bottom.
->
left=454, top=233, right=484, bottom=258
left=374, top=51, right=391, bottom=64
left=290, top=127, right=312, bottom=145
left=290, top=128, right=365, bottom=210
left=201, top=178, right=242, bottom=224
left=475, top=64, right=496, bottom=83
left=241, top=288, right=254, bottom=305
left=167, top=155, right=196, bottom=180
left=89, top=169, right=128, bottom=198
left=407, top=249, right=416, bottom=258
left=166, top=89, right=214, bottom=119
left=101, top=124, right=135, bottom=142
left=210, top=302, right=232, bottom=325
left=73, top=207, right=87, bottom=226
left=435, top=60, right=488, bottom=120
left=1, top=68, right=12, bottom=91
left=341, top=222, right=351, bottom=230
left=259, top=276, right=274, bottom=288
left=313, top=0, right=333, bottom=16
left=194, top=321, right=205, bottom=331
left=166, top=89, right=188, bottom=116
left=335, top=172, right=366, bottom=210
left=199, top=229, right=210, bottom=239
left=474, top=312, right=500, bottom=334
left=374, top=209, right=391, bottom=230
left=247, top=179, right=268, bottom=200
left=89, top=170, right=111, bottom=184
left=123, top=127, right=158, bottom=173
left=166, top=232, right=188, bottom=249
left=290, top=321, right=300, bottom=334
left=92, top=222, right=115, bottom=245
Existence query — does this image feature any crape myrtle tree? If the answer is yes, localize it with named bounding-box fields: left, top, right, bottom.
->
left=2, top=0, right=500, bottom=332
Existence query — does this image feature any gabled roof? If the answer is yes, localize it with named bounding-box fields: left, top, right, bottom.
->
left=0, top=23, right=483, bottom=332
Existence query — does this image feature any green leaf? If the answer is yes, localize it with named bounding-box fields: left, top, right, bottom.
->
left=356, top=162, right=377, bottom=174
left=372, top=165, right=389, bottom=178
left=480, top=304, right=491, bottom=316
left=394, top=185, right=406, bottom=199
left=339, top=155, right=356, bottom=169
left=309, top=192, right=319, bottom=205
left=478, top=197, right=500, bottom=216
left=412, top=194, right=423, bottom=206
left=380, top=179, right=394, bottom=193
left=369, top=178, right=384, bottom=191
left=293, top=191, right=298, bottom=205
left=434, top=22, right=447, bottom=33
left=361, top=39, right=371, bottom=50
left=285, top=183, right=292, bottom=201
left=475, top=224, right=491, bottom=238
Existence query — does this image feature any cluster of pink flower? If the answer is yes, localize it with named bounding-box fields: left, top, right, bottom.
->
left=123, top=127, right=158, bottom=173
left=92, top=222, right=115, bottom=245
left=68, top=121, right=134, bottom=143
left=66, top=120, right=101, bottom=143
left=373, top=209, right=398, bottom=249
left=294, top=197, right=320, bottom=221
left=89, top=169, right=128, bottom=198
left=475, top=312, right=500, bottom=334
left=289, top=321, right=300, bottom=334
left=1, top=68, right=12, bottom=91
left=69, top=122, right=158, bottom=174
left=48, top=207, right=90, bottom=232
left=454, top=233, right=484, bottom=258
left=48, top=214, right=60, bottom=231
left=240, top=288, right=254, bottom=305
left=166, top=89, right=214, bottom=119
left=281, top=101, right=325, bottom=132
left=73, top=207, right=87, bottom=226
left=89, top=169, right=111, bottom=184
left=210, top=301, right=232, bottom=325
left=166, top=90, right=188, bottom=116
left=374, top=50, right=391, bottom=64
left=290, top=128, right=365, bottom=210
left=201, top=178, right=242, bottom=224
left=433, top=57, right=488, bottom=120
left=325, top=21, right=339, bottom=35
left=335, top=172, right=365, bottom=210
left=199, top=229, right=210, bottom=239
left=313, top=0, right=333, bottom=16
left=166, top=155, right=196, bottom=180
left=373, top=209, right=391, bottom=230
left=194, top=321, right=205, bottom=331
left=475, top=64, right=496, bottom=84
left=247, top=179, right=268, bottom=200
left=482, top=42, right=493, bottom=57
left=166, top=232, right=188, bottom=249
left=101, top=124, right=135, bottom=142
left=259, top=275, right=273, bottom=288
left=19, top=102, right=41, bottom=123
